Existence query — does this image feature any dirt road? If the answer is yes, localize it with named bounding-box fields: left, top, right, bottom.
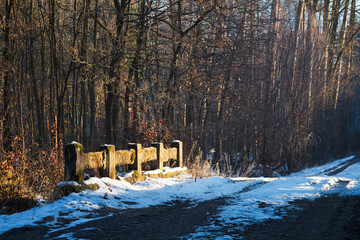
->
left=1, top=157, right=360, bottom=239
left=1, top=197, right=228, bottom=240
left=2, top=195, right=360, bottom=240
left=241, top=195, right=360, bottom=240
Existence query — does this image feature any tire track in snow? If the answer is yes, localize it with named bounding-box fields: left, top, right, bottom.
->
left=187, top=156, right=360, bottom=239
left=184, top=181, right=269, bottom=239
left=321, top=155, right=360, bottom=176
left=325, top=155, right=360, bottom=176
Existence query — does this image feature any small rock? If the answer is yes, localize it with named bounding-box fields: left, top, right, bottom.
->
left=53, top=183, right=99, bottom=200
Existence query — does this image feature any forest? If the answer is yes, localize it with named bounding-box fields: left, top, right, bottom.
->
left=0, top=0, right=359, bottom=206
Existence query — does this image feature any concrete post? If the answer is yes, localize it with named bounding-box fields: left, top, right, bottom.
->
left=99, top=145, right=116, bottom=179
left=171, top=140, right=183, bottom=168
left=128, top=143, right=142, bottom=174
left=64, top=142, right=84, bottom=184
left=151, top=142, right=164, bottom=171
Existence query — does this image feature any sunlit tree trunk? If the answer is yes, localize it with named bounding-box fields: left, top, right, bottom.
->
left=333, top=0, right=350, bottom=112
left=322, top=0, right=330, bottom=107
left=89, top=0, right=98, bottom=148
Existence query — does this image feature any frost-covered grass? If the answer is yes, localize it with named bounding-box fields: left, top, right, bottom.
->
left=1, top=156, right=360, bottom=237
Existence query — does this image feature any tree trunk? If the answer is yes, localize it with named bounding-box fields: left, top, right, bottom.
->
left=28, top=0, right=45, bottom=146
left=322, top=0, right=330, bottom=107
left=2, top=0, right=14, bottom=151
left=105, top=0, right=129, bottom=145
left=81, top=0, right=90, bottom=147
left=127, top=0, right=147, bottom=142
left=89, top=0, right=98, bottom=148
left=333, top=0, right=350, bottom=112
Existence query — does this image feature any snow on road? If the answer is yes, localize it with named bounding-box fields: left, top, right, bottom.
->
left=187, top=155, right=360, bottom=239
left=0, top=167, right=255, bottom=235
left=1, top=156, right=360, bottom=237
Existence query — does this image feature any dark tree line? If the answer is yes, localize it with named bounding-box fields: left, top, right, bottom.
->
left=1, top=0, right=359, bottom=175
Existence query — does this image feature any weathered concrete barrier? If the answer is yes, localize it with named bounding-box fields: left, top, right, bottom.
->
left=64, top=141, right=183, bottom=184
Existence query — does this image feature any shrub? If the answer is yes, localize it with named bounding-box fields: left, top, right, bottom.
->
left=187, top=153, right=216, bottom=179
left=0, top=136, right=64, bottom=214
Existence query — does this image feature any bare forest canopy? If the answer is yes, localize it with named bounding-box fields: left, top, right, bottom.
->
left=1, top=0, right=360, bottom=175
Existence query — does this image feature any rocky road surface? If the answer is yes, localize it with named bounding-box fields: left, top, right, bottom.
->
left=1, top=157, right=360, bottom=240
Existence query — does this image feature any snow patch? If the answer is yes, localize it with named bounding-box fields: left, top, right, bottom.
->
left=56, top=181, right=81, bottom=187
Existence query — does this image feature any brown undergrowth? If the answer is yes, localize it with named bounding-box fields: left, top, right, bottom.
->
left=187, top=153, right=217, bottom=180
left=0, top=136, right=64, bottom=214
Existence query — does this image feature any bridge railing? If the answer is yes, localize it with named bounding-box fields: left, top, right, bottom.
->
left=64, top=141, right=183, bottom=184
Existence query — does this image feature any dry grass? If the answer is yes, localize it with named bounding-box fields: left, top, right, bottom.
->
left=0, top=137, right=64, bottom=214
left=187, top=150, right=260, bottom=179
left=187, top=153, right=217, bottom=180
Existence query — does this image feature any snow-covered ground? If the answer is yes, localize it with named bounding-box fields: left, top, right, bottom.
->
left=1, top=156, right=360, bottom=238
left=187, top=155, right=360, bottom=239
